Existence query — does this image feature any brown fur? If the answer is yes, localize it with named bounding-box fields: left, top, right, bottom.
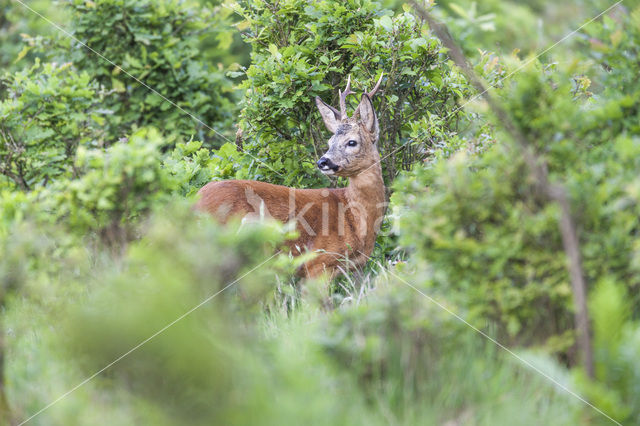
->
left=195, top=92, right=386, bottom=278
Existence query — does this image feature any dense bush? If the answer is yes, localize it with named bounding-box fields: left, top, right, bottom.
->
left=575, top=279, right=640, bottom=421
left=323, top=270, right=584, bottom=424
left=0, top=0, right=68, bottom=73
left=4, top=209, right=375, bottom=424
left=57, top=0, right=236, bottom=145
left=49, top=127, right=175, bottom=244
left=392, top=4, right=640, bottom=422
left=0, top=61, right=103, bottom=190
left=394, top=142, right=572, bottom=344
left=233, top=0, right=471, bottom=186
left=1, top=208, right=589, bottom=425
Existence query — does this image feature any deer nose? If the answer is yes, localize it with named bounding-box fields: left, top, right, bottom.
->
left=317, top=157, right=338, bottom=173
left=317, top=157, right=329, bottom=169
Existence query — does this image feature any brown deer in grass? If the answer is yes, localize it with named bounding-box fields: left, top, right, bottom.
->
left=195, top=75, right=386, bottom=279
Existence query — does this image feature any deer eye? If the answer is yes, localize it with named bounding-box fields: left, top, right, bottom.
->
left=347, top=140, right=358, bottom=147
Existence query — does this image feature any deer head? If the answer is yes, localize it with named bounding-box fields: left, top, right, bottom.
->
left=315, top=74, right=383, bottom=178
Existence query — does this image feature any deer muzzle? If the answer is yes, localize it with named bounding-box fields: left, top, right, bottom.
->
left=317, top=157, right=340, bottom=175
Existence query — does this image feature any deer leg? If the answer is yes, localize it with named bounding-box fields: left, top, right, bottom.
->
left=302, top=254, right=341, bottom=280
left=304, top=263, right=338, bottom=280
left=299, top=256, right=341, bottom=310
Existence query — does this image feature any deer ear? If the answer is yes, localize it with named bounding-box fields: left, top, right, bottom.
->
left=358, top=94, right=379, bottom=141
left=315, top=96, right=341, bottom=133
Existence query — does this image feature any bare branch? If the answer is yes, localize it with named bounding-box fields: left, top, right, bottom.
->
left=235, top=125, right=244, bottom=152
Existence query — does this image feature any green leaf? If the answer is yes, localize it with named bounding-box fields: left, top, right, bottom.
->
left=378, top=15, right=393, bottom=32
left=111, top=78, right=126, bottom=92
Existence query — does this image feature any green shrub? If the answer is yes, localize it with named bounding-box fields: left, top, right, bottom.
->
left=579, top=5, right=640, bottom=137
left=233, top=0, right=471, bottom=186
left=162, top=139, right=215, bottom=197
left=0, top=60, right=103, bottom=191
left=0, top=0, right=69, bottom=72
left=59, top=0, right=235, bottom=145
left=163, top=140, right=257, bottom=197
left=322, top=268, right=585, bottom=424
left=394, top=143, right=573, bottom=343
left=390, top=10, right=640, bottom=420
left=434, top=0, right=612, bottom=60
left=7, top=208, right=377, bottom=425
left=50, top=127, right=175, bottom=243
left=572, top=279, right=640, bottom=422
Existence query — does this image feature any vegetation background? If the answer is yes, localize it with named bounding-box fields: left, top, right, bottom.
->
left=0, top=0, right=639, bottom=424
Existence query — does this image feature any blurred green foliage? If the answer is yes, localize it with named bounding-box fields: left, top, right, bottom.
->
left=394, top=143, right=573, bottom=343
left=49, top=128, right=175, bottom=244
left=0, top=0, right=69, bottom=73
left=393, top=3, right=640, bottom=422
left=323, top=270, right=586, bottom=424
left=2, top=208, right=585, bottom=425
left=434, top=0, right=617, bottom=59
left=573, top=278, right=640, bottom=421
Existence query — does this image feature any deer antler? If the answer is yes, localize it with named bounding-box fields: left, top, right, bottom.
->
left=365, top=72, right=384, bottom=98
left=338, top=74, right=355, bottom=121
left=354, top=73, right=384, bottom=117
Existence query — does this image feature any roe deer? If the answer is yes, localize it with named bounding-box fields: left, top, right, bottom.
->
left=195, top=75, right=386, bottom=279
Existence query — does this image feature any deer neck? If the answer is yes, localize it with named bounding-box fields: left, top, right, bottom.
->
left=345, top=153, right=386, bottom=242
